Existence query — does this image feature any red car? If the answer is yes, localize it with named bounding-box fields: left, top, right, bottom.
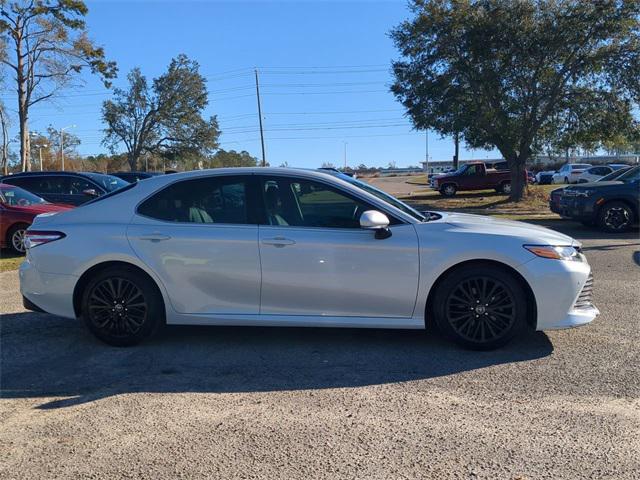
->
left=0, top=183, right=72, bottom=254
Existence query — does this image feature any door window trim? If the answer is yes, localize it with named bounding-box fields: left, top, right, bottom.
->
left=255, top=174, right=405, bottom=229
left=134, top=174, right=260, bottom=226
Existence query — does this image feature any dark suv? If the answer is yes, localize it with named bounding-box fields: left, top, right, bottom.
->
left=0, top=171, right=128, bottom=206
left=558, top=166, right=639, bottom=232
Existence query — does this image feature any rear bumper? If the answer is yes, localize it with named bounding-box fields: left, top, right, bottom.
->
left=19, top=258, right=77, bottom=319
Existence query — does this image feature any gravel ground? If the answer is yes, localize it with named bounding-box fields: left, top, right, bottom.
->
left=1, top=222, right=639, bottom=479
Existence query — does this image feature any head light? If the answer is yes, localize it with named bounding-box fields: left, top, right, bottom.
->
left=524, top=245, right=583, bottom=261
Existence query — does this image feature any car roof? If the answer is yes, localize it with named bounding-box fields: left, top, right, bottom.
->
left=2, top=171, right=97, bottom=178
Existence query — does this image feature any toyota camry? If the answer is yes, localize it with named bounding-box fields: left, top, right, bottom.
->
left=20, top=168, right=598, bottom=349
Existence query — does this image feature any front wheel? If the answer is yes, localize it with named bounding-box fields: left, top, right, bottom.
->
left=433, top=265, right=527, bottom=350
left=81, top=267, right=164, bottom=346
left=499, top=182, right=512, bottom=194
left=597, top=201, right=634, bottom=233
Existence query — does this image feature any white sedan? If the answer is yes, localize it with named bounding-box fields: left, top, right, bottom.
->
left=552, top=164, right=593, bottom=184
left=577, top=164, right=629, bottom=183
left=20, top=168, right=598, bottom=350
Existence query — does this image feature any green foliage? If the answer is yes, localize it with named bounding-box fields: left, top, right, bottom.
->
left=102, top=54, right=220, bottom=171
left=210, top=149, right=258, bottom=168
left=391, top=0, right=640, bottom=200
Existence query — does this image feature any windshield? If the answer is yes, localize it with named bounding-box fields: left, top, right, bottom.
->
left=615, top=166, right=640, bottom=183
left=598, top=167, right=630, bottom=182
left=330, top=173, right=426, bottom=221
left=0, top=185, right=48, bottom=206
left=86, top=173, right=129, bottom=192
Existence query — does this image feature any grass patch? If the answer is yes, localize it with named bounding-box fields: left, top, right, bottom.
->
left=400, top=184, right=560, bottom=219
left=0, top=251, right=24, bottom=272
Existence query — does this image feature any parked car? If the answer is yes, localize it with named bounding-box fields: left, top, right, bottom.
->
left=0, top=171, right=128, bottom=206
left=577, top=164, right=628, bottom=183
left=558, top=166, right=639, bottom=232
left=527, top=171, right=535, bottom=184
left=431, top=161, right=525, bottom=196
left=536, top=170, right=556, bottom=185
left=549, top=166, right=633, bottom=216
left=21, top=167, right=597, bottom=350
left=552, top=164, right=592, bottom=184
left=0, top=183, right=71, bottom=253
left=112, top=171, right=163, bottom=183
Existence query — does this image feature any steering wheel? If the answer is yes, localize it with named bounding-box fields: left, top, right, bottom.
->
left=17, top=198, right=29, bottom=207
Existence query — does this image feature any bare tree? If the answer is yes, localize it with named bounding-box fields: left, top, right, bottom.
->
left=0, top=0, right=116, bottom=171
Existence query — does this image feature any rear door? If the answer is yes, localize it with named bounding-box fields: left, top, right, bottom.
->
left=256, top=175, right=420, bottom=319
left=127, top=175, right=262, bottom=315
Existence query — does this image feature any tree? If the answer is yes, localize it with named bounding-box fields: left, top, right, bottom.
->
left=210, top=149, right=257, bottom=168
left=29, top=125, right=80, bottom=170
left=102, top=55, right=220, bottom=171
left=391, top=0, right=640, bottom=200
left=0, top=0, right=116, bottom=171
left=0, top=100, right=9, bottom=174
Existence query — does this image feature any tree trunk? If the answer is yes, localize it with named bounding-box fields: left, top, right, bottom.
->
left=16, top=28, right=31, bottom=172
left=508, top=156, right=527, bottom=202
left=127, top=151, right=137, bottom=171
left=0, top=107, right=8, bottom=175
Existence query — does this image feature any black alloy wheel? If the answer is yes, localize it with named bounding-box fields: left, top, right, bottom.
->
left=82, top=267, right=163, bottom=346
left=598, top=201, right=634, bottom=233
left=433, top=265, right=527, bottom=349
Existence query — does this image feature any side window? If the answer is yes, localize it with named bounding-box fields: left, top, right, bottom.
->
left=68, top=177, right=95, bottom=194
left=137, top=176, right=248, bottom=224
left=464, top=165, right=479, bottom=175
left=261, top=177, right=372, bottom=228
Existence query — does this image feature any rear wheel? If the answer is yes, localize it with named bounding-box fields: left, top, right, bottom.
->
left=433, top=264, right=527, bottom=350
left=7, top=223, right=28, bottom=254
left=440, top=184, right=457, bottom=196
left=597, top=201, right=634, bottom=233
left=81, top=267, right=164, bottom=346
left=499, top=181, right=512, bottom=194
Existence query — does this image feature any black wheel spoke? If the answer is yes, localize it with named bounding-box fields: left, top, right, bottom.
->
left=445, top=274, right=517, bottom=344
left=87, top=277, right=147, bottom=338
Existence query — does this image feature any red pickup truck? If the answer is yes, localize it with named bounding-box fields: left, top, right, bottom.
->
left=431, top=161, right=524, bottom=196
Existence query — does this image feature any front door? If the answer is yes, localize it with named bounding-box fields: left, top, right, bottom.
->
left=128, top=175, right=261, bottom=315
left=257, top=176, right=420, bottom=319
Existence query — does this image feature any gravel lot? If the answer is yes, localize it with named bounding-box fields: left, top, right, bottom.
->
left=1, top=221, right=639, bottom=479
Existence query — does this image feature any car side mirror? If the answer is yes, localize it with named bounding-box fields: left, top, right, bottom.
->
left=360, top=210, right=392, bottom=239
left=82, top=188, right=98, bottom=197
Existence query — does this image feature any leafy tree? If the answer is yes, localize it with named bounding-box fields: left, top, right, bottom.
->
left=102, top=55, right=220, bottom=171
left=0, top=0, right=116, bottom=171
left=391, top=0, right=640, bottom=200
left=210, top=149, right=257, bottom=168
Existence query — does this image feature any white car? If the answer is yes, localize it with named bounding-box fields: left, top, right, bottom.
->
left=552, top=164, right=592, bottom=184
left=577, top=164, right=628, bottom=183
left=20, top=168, right=598, bottom=350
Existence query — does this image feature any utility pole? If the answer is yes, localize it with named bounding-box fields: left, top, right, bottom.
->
left=425, top=130, right=429, bottom=179
left=453, top=132, right=460, bottom=169
left=36, top=144, right=48, bottom=171
left=343, top=142, right=347, bottom=170
left=255, top=69, right=266, bottom=167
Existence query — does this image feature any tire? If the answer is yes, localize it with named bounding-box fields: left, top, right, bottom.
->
left=440, top=184, right=457, bottom=197
left=597, top=201, right=635, bottom=233
left=499, top=181, right=512, bottom=194
left=433, top=264, right=527, bottom=350
left=7, top=223, right=28, bottom=254
left=81, top=266, right=164, bottom=346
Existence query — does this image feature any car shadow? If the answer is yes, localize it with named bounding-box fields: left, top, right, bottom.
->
left=1, top=312, right=553, bottom=410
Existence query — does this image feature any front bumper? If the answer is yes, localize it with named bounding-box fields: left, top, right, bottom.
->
left=559, top=196, right=597, bottom=221
left=19, top=258, right=78, bottom=319
left=516, top=255, right=599, bottom=331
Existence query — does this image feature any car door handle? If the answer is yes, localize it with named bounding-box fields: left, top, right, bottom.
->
left=138, top=233, right=171, bottom=242
left=261, top=237, right=296, bottom=247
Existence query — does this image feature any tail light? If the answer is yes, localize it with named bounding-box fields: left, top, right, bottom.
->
left=24, top=231, right=66, bottom=249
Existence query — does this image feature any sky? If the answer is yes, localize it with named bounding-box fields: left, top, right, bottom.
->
left=5, top=0, right=500, bottom=169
